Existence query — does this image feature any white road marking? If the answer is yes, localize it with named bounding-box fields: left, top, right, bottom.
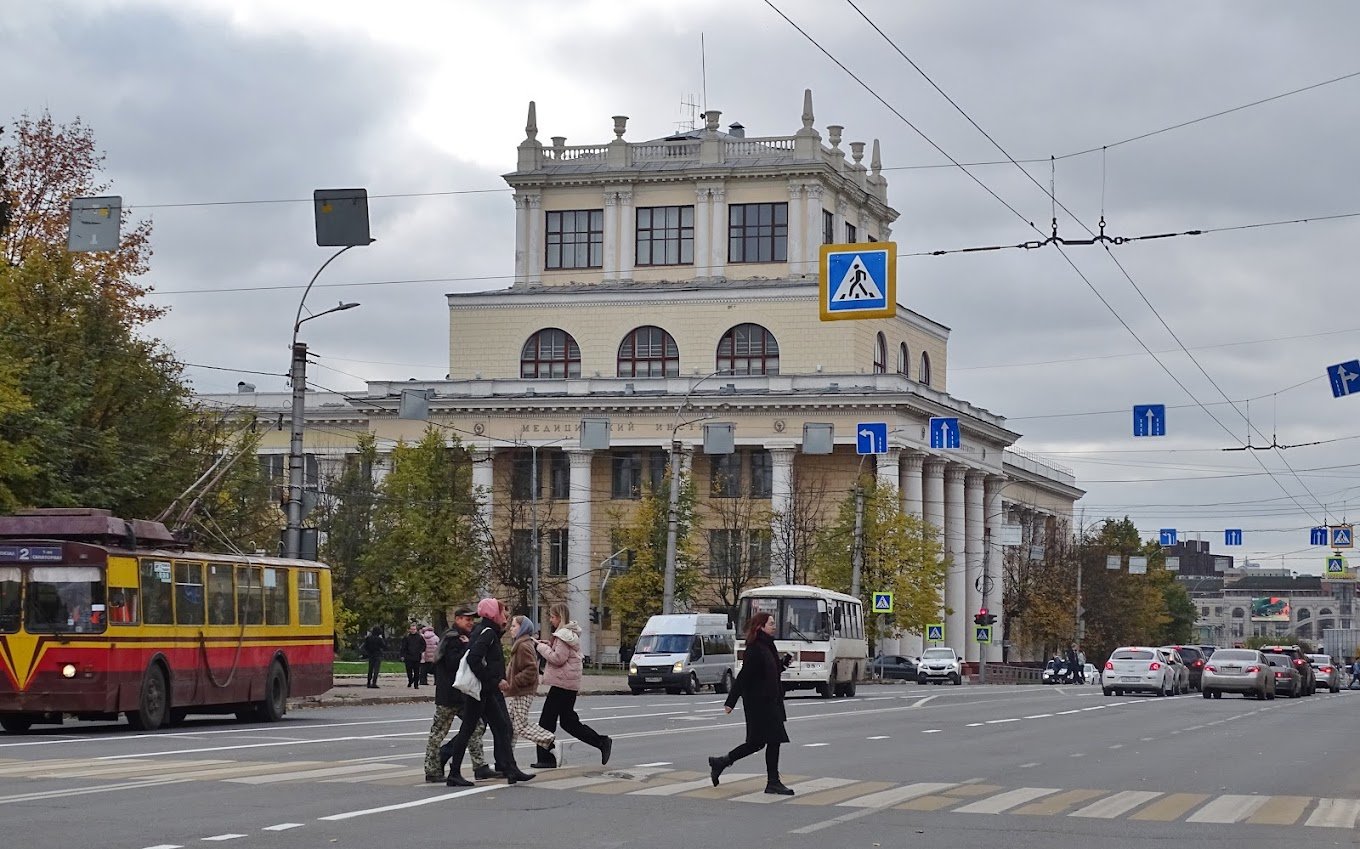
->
left=1306, top=798, right=1360, bottom=828
left=1018, top=762, right=1039, bottom=768
left=836, top=782, right=956, bottom=808
left=1108, top=744, right=1123, bottom=749
left=630, top=773, right=758, bottom=796
left=141, top=845, right=183, bottom=849
left=911, top=695, right=939, bottom=707
left=1069, top=790, right=1161, bottom=818
left=1186, top=794, right=1267, bottom=823
left=866, top=735, right=890, bottom=740
left=319, top=785, right=498, bottom=820
left=201, top=835, right=246, bottom=842
left=228, top=762, right=402, bottom=785
left=532, top=775, right=624, bottom=791
left=0, top=776, right=186, bottom=805
left=985, top=718, right=1020, bottom=725
left=803, top=742, right=829, bottom=747
left=921, top=729, right=941, bottom=734
left=954, top=787, right=1060, bottom=814
left=1055, top=709, right=1081, bottom=715
left=634, top=761, right=671, bottom=767
left=1023, top=714, right=1053, bottom=719
left=1069, top=753, right=1084, bottom=758
left=261, top=824, right=304, bottom=832
left=965, top=722, right=984, bottom=727
left=738, top=776, right=856, bottom=803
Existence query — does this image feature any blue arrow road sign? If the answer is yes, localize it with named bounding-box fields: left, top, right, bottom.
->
left=1133, top=404, right=1166, bottom=437
left=1311, top=526, right=1329, bottom=546
left=856, top=422, right=888, bottom=455
left=1327, top=360, right=1360, bottom=398
left=1159, top=529, right=1178, bottom=546
left=929, top=416, right=960, bottom=449
left=926, top=624, right=944, bottom=642
left=1224, top=529, right=1243, bottom=546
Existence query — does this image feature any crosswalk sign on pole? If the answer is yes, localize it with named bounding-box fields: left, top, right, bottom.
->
left=974, top=625, right=992, bottom=644
left=1326, top=554, right=1347, bottom=574
left=872, top=592, right=894, bottom=613
left=819, top=242, right=896, bottom=321
left=1331, top=525, right=1354, bottom=548
left=926, top=623, right=944, bottom=642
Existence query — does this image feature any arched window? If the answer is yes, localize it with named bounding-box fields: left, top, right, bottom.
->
left=617, top=326, right=679, bottom=377
left=520, top=328, right=581, bottom=378
left=873, top=332, right=887, bottom=374
left=716, top=323, right=779, bottom=376
left=897, top=342, right=909, bottom=376
left=919, top=351, right=932, bottom=386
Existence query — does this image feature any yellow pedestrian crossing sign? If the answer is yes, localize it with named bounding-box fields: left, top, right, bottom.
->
left=1327, top=554, right=1347, bottom=574
left=975, top=625, right=993, bottom=644
left=819, top=242, right=897, bottom=321
left=872, top=592, right=894, bottom=613
left=926, top=623, right=944, bottom=642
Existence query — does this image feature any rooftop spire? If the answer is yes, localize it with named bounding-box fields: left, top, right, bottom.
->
left=801, top=88, right=815, bottom=131
left=525, top=101, right=538, bottom=142
left=870, top=139, right=882, bottom=175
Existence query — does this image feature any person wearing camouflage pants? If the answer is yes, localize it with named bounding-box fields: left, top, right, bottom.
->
left=425, top=607, right=499, bottom=781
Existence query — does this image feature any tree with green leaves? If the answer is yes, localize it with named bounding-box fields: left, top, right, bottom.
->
left=317, top=432, right=379, bottom=643
left=807, top=481, right=947, bottom=646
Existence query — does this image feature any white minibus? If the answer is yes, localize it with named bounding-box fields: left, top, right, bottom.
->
left=735, top=584, right=867, bottom=698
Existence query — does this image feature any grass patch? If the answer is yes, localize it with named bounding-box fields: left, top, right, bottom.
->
left=334, top=661, right=407, bottom=674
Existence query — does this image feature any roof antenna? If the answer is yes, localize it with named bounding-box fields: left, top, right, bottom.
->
left=676, top=94, right=700, bottom=133
left=701, top=32, right=708, bottom=114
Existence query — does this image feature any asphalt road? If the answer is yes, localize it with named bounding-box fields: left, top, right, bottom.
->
left=3, top=682, right=1358, bottom=849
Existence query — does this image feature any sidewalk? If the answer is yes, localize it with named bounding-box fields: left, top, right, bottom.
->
left=289, top=672, right=634, bottom=709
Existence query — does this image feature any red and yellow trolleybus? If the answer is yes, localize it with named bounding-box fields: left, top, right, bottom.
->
left=0, top=508, right=334, bottom=733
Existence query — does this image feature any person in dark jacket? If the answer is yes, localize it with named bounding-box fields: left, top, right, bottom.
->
left=360, top=626, right=386, bottom=688
left=708, top=611, right=794, bottom=795
left=400, top=623, right=426, bottom=688
left=1066, top=645, right=1083, bottom=684
left=424, top=607, right=494, bottom=782
left=442, top=598, right=533, bottom=786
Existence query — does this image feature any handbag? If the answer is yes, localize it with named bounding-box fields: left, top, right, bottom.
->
left=454, top=653, right=482, bottom=700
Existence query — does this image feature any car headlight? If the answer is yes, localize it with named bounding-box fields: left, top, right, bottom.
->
left=673, top=661, right=684, bottom=673
left=628, top=663, right=637, bottom=674
left=62, top=663, right=77, bottom=679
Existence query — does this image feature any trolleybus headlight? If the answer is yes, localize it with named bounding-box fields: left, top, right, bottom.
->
left=61, top=663, right=77, bottom=679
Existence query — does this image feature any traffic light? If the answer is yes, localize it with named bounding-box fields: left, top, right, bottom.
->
left=984, top=613, right=996, bottom=626
left=973, top=608, right=988, bottom=626
left=589, top=606, right=601, bottom=624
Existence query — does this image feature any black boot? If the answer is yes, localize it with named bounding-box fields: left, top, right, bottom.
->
left=506, top=766, right=535, bottom=785
left=531, top=747, right=557, bottom=769
left=708, top=755, right=729, bottom=787
left=599, top=736, right=613, bottom=766
left=765, top=780, right=795, bottom=796
left=473, top=764, right=504, bottom=780
left=445, top=773, right=473, bottom=787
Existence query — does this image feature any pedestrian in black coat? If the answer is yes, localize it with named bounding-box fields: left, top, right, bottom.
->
left=360, top=626, right=386, bottom=688
left=708, top=611, right=794, bottom=795
left=400, top=623, right=426, bottom=688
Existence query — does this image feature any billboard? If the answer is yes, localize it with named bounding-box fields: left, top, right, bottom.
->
left=1250, top=596, right=1291, bottom=622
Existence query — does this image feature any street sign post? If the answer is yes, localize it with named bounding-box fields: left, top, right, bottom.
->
left=1326, top=554, right=1347, bottom=574
left=1159, top=529, right=1178, bottom=546
left=1311, top=527, right=1329, bottom=546
left=1331, top=525, right=1354, bottom=548
left=1132, top=404, right=1166, bottom=437
left=974, top=625, right=992, bottom=644
left=926, top=623, right=944, bottom=642
left=1327, top=360, right=1360, bottom=398
left=929, top=416, right=960, bottom=449
left=856, top=422, right=888, bottom=455
left=1224, top=529, right=1243, bottom=546
left=819, top=242, right=896, bottom=321
left=872, top=592, right=894, bottom=614
left=67, top=196, right=122, bottom=253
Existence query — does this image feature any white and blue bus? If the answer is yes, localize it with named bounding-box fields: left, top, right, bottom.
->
left=735, top=584, right=867, bottom=698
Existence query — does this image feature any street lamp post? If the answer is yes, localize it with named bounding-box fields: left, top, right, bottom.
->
left=283, top=245, right=363, bottom=560
left=662, top=370, right=729, bottom=615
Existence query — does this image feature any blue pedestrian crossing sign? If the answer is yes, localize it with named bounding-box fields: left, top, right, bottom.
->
left=872, top=592, right=894, bottom=613
left=857, top=422, right=889, bottom=455
left=1224, top=529, right=1243, bottom=546
left=1332, top=525, right=1354, bottom=548
left=819, top=242, right=896, bottom=321
left=1311, top=526, right=1329, bottom=546
left=974, top=625, right=993, bottom=644
left=929, top=416, right=960, bottom=449
left=1133, top=404, right=1166, bottom=437
left=1327, top=360, right=1360, bottom=398
left=1327, top=554, right=1347, bottom=574
left=926, top=623, right=944, bottom=642
left=1159, top=529, right=1178, bottom=546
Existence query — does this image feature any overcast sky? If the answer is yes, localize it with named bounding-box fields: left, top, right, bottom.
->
left=5, top=1, right=1360, bottom=573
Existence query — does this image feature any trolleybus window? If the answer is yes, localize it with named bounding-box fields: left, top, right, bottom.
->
left=0, top=567, right=19, bottom=632
left=207, top=564, right=235, bottom=625
left=140, top=558, right=173, bottom=624
left=175, top=561, right=205, bottom=625
left=26, top=566, right=105, bottom=633
left=264, top=567, right=290, bottom=625
left=108, top=587, right=138, bottom=625
left=237, top=566, right=263, bottom=625
left=298, top=569, right=322, bottom=625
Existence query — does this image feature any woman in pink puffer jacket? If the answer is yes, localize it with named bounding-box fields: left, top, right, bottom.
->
left=532, top=602, right=612, bottom=768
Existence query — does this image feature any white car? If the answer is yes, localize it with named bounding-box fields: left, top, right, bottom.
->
left=1102, top=646, right=1179, bottom=697
left=916, top=647, right=963, bottom=685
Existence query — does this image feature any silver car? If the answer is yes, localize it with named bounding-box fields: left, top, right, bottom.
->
left=1307, top=653, right=1342, bottom=693
left=1201, top=648, right=1275, bottom=700
left=1102, top=646, right=1178, bottom=696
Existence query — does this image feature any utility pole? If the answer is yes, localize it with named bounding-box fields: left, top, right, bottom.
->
left=850, top=482, right=865, bottom=598
left=530, top=443, right=540, bottom=628
left=283, top=341, right=309, bottom=560
left=662, top=437, right=682, bottom=614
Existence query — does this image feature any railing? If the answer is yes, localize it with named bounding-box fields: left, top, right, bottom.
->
left=970, top=663, right=1044, bottom=685
left=631, top=141, right=701, bottom=161
left=543, top=144, right=609, bottom=161
left=724, top=136, right=797, bottom=157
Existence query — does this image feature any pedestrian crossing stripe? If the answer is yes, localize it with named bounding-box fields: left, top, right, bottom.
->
left=7, top=755, right=1360, bottom=829
left=819, top=241, right=896, bottom=321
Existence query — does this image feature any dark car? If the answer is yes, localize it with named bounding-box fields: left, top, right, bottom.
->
left=1263, top=652, right=1304, bottom=697
left=1162, top=645, right=1205, bottom=690
left=1258, top=645, right=1316, bottom=695
left=869, top=654, right=918, bottom=680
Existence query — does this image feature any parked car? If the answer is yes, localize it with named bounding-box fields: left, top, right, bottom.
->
left=917, top=647, right=962, bottom=685
left=1263, top=652, right=1304, bottom=697
left=1102, top=646, right=1179, bottom=697
left=1042, top=658, right=1076, bottom=684
left=1162, top=645, right=1206, bottom=690
left=1201, top=648, right=1275, bottom=699
left=1258, top=645, right=1316, bottom=695
left=1307, top=653, right=1342, bottom=693
left=869, top=654, right=918, bottom=680
left=1084, top=662, right=1099, bottom=684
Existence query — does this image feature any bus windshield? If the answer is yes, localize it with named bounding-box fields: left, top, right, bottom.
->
left=635, top=634, right=692, bottom=654
left=738, top=596, right=830, bottom=641
left=26, top=566, right=106, bottom=633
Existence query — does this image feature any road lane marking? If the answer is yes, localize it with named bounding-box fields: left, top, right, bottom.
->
left=790, top=780, right=892, bottom=806
left=921, top=729, right=941, bottom=733
left=1186, top=794, right=1267, bottom=823
left=1013, top=788, right=1106, bottom=816
left=634, top=761, right=671, bottom=767
left=737, top=776, right=856, bottom=803
left=319, top=785, right=498, bottom=820
left=0, top=776, right=186, bottom=805
left=984, top=718, right=1020, bottom=724
left=1247, top=795, right=1310, bottom=825
left=836, top=782, right=956, bottom=808
left=1108, top=744, right=1123, bottom=749
left=953, top=787, right=1059, bottom=814
left=1069, top=790, right=1161, bottom=818
left=803, top=742, right=829, bottom=747
left=1129, top=793, right=1209, bottom=821
left=1023, top=714, right=1053, bottom=719
left=1018, top=762, right=1039, bottom=768
left=261, top=824, right=304, bottom=832
left=141, top=845, right=183, bottom=849
left=866, top=735, right=889, bottom=740
left=965, top=722, right=984, bottom=727
left=1306, top=798, right=1360, bottom=828
left=201, top=835, right=247, bottom=842
left=629, top=774, right=757, bottom=796
left=792, top=783, right=953, bottom=834
left=227, top=762, right=403, bottom=784
left=533, top=775, right=624, bottom=791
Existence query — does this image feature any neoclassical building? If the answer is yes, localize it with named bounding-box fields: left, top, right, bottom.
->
left=208, top=91, right=1082, bottom=663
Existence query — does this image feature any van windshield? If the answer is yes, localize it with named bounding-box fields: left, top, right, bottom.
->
left=635, top=634, right=691, bottom=654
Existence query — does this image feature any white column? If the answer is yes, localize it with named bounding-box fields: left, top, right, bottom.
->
left=602, top=190, right=619, bottom=283
left=902, top=451, right=924, bottom=518
left=964, top=470, right=985, bottom=664
left=567, top=449, right=594, bottom=658
left=617, top=189, right=635, bottom=282
left=944, top=464, right=967, bottom=658
left=709, top=187, right=727, bottom=280
left=768, top=447, right=795, bottom=584
left=876, top=447, right=901, bottom=495
left=835, top=196, right=848, bottom=246
left=693, top=186, right=711, bottom=279
left=922, top=459, right=946, bottom=656
left=984, top=476, right=1005, bottom=662
left=786, top=181, right=804, bottom=279
left=803, top=184, right=824, bottom=277
left=513, top=194, right=529, bottom=284
left=526, top=193, right=543, bottom=284
left=470, top=449, right=495, bottom=596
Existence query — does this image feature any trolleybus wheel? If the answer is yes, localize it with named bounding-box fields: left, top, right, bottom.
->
left=127, top=665, right=169, bottom=731
left=0, top=715, right=34, bottom=733
left=256, top=661, right=289, bottom=722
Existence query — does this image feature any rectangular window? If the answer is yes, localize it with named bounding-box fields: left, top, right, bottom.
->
left=0, top=567, right=18, bottom=633
left=141, top=559, right=173, bottom=625
left=548, top=528, right=569, bottom=577
left=749, top=449, right=773, bottom=498
left=237, top=565, right=263, bottom=626
left=612, top=451, right=666, bottom=498
left=175, top=562, right=205, bottom=625
left=748, top=531, right=772, bottom=578
left=264, top=568, right=290, bottom=625
left=207, top=564, right=235, bottom=625
left=511, top=450, right=538, bottom=501
left=711, top=452, right=742, bottom=498
left=298, top=570, right=322, bottom=625
left=545, top=209, right=604, bottom=270
left=511, top=529, right=538, bottom=582
left=24, top=566, right=106, bottom=634
left=636, top=205, right=694, bottom=266
left=109, top=587, right=138, bottom=625
left=609, top=531, right=635, bottom=571
left=822, top=209, right=834, bottom=245
left=259, top=453, right=319, bottom=486
left=548, top=452, right=570, bottom=500
left=728, top=203, right=788, bottom=263
left=845, top=222, right=857, bottom=243
left=710, top=530, right=742, bottom=577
